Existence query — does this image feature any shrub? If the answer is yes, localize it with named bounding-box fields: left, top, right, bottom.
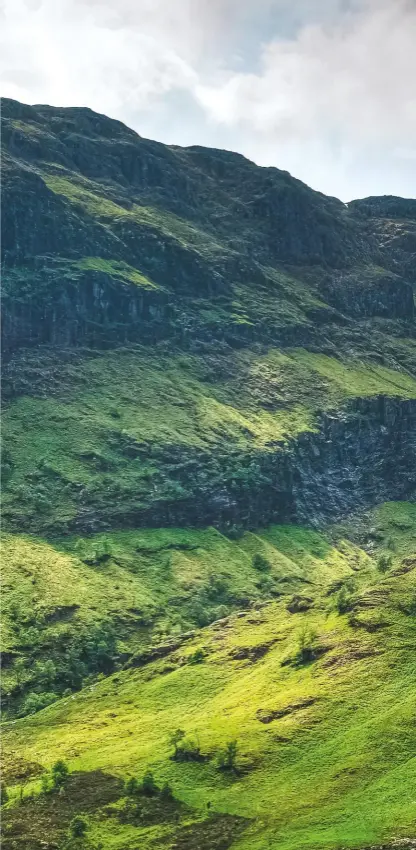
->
left=257, top=575, right=276, bottom=594
left=21, top=691, right=56, bottom=716
left=217, top=740, right=238, bottom=772
left=172, top=736, right=204, bottom=763
left=51, top=759, right=69, bottom=790
left=187, top=602, right=210, bottom=627
left=125, top=776, right=140, bottom=796
left=40, top=774, right=52, bottom=795
left=188, top=648, right=206, bottom=664
left=1, top=784, right=9, bottom=805
left=141, top=770, right=157, bottom=796
left=335, top=586, right=355, bottom=614
left=377, top=553, right=393, bottom=573
left=169, top=729, right=185, bottom=758
left=226, top=524, right=244, bottom=541
left=252, top=554, right=271, bottom=572
left=296, top=627, right=318, bottom=664
left=160, top=781, right=173, bottom=800
left=69, top=816, right=88, bottom=838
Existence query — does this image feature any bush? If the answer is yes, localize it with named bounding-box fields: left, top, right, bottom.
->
left=188, top=648, right=206, bottom=664
left=141, top=770, right=157, bottom=796
left=256, top=575, right=276, bottom=594
left=252, top=554, right=271, bottom=572
left=21, top=691, right=56, bottom=716
left=172, top=736, right=204, bottom=763
left=335, top=586, right=355, bottom=614
left=217, top=740, right=238, bottom=772
left=69, top=816, right=88, bottom=838
left=377, top=553, right=393, bottom=573
left=187, top=602, right=211, bottom=628
left=125, top=776, right=140, bottom=796
left=226, top=524, right=244, bottom=541
left=160, top=781, right=173, bottom=800
left=51, top=759, right=69, bottom=790
left=1, top=784, right=9, bottom=805
left=296, top=627, right=318, bottom=665
left=170, top=729, right=185, bottom=758
left=40, top=774, right=52, bottom=795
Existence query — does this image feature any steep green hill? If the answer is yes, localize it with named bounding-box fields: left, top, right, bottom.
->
left=1, top=99, right=415, bottom=850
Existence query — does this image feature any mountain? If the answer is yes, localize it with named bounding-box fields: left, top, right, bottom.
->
left=1, top=98, right=415, bottom=850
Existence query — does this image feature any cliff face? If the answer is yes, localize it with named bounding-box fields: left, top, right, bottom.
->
left=1, top=98, right=415, bottom=535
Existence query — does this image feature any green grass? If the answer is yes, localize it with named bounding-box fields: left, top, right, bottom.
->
left=3, top=346, right=416, bottom=536
left=72, top=257, right=161, bottom=289
left=42, top=169, right=228, bottom=257
left=2, top=516, right=376, bottom=715
left=3, top=503, right=415, bottom=850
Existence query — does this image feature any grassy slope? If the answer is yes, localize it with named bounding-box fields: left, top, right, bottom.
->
left=2, top=103, right=416, bottom=850
left=2, top=514, right=371, bottom=712
left=3, top=346, right=416, bottom=535
left=2, top=503, right=416, bottom=850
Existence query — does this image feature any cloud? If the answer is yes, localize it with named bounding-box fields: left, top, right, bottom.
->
left=0, top=0, right=415, bottom=200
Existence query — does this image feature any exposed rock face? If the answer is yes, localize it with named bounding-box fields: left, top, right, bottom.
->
left=1, top=98, right=415, bottom=535
left=72, top=397, right=413, bottom=534
left=2, top=97, right=415, bottom=357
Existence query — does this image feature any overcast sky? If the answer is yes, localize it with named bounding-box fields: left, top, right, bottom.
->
left=1, top=0, right=415, bottom=201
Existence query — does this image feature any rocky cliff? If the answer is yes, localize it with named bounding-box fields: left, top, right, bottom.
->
left=1, top=98, right=415, bottom=536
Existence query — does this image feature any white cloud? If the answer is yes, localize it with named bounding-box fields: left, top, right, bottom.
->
left=0, top=0, right=415, bottom=200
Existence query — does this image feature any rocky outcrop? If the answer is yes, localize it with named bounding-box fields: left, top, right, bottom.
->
left=60, top=396, right=415, bottom=535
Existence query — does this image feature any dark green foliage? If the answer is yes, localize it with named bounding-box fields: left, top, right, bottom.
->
left=226, top=526, right=245, bottom=541
left=160, top=781, right=173, bottom=800
left=141, top=770, right=157, bottom=796
left=169, top=729, right=186, bottom=759
left=20, top=691, right=57, bottom=716
left=125, top=776, right=140, bottom=796
left=296, top=627, right=319, bottom=665
left=1, top=784, right=9, bottom=805
left=172, top=736, right=204, bottom=763
left=252, top=554, right=271, bottom=572
left=256, top=574, right=277, bottom=595
left=69, top=815, right=88, bottom=838
left=377, top=553, right=393, bottom=573
left=9, top=621, right=118, bottom=717
left=188, top=648, right=206, bottom=664
left=217, top=740, right=238, bottom=772
left=40, top=774, right=51, bottom=795
left=335, top=586, right=355, bottom=614
left=51, top=759, right=69, bottom=790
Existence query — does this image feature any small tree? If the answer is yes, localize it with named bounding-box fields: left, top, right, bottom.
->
left=377, top=553, right=393, bottom=573
left=125, top=776, right=140, bottom=796
left=1, top=784, right=9, bottom=805
left=218, top=739, right=238, bottom=772
left=69, top=815, right=88, bottom=838
left=296, top=627, right=318, bottom=664
left=188, top=648, right=206, bottom=664
left=160, top=781, right=173, bottom=800
left=51, top=759, right=69, bottom=790
left=169, top=729, right=185, bottom=758
left=252, top=554, right=271, bottom=573
left=335, top=586, right=354, bottom=614
left=40, top=774, right=51, bottom=795
left=141, top=769, right=157, bottom=796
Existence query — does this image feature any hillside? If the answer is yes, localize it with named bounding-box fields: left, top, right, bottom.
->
left=1, top=98, right=416, bottom=850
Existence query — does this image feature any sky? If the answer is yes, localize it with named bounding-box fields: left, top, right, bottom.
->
left=1, top=0, right=415, bottom=201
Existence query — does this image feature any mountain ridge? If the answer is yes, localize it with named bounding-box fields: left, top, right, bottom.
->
left=1, top=98, right=415, bottom=850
